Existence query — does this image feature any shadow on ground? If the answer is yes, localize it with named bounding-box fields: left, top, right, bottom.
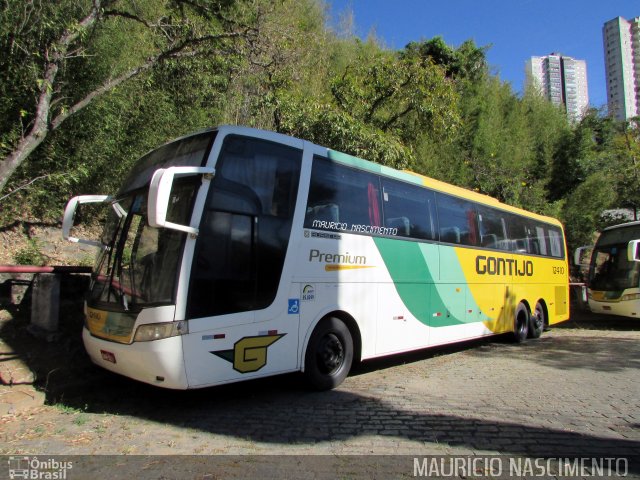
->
left=1, top=304, right=639, bottom=469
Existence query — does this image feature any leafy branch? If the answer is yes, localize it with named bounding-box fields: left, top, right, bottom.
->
left=0, top=0, right=256, bottom=194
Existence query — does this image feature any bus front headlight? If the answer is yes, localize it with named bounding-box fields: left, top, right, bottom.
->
left=621, top=293, right=640, bottom=302
left=134, top=321, right=188, bottom=342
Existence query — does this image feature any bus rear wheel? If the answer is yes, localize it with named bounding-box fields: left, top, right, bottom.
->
left=513, top=303, right=529, bottom=343
left=529, top=301, right=546, bottom=339
left=304, top=317, right=353, bottom=390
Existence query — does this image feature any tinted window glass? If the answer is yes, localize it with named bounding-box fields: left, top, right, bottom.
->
left=381, top=178, right=436, bottom=240
left=120, top=131, right=214, bottom=195
left=303, top=155, right=566, bottom=258
left=188, top=136, right=302, bottom=318
left=305, top=157, right=389, bottom=235
left=506, top=215, right=564, bottom=258
left=477, top=206, right=508, bottom=250
left=436, top=193, right=479, bottom=246
left=535, top=226, right=549, bottom=256
left=216, top=136, right=299, bottom=218
left=507, top=215, right=533, bottom=253
left=548, top=227, right=565, bottom=258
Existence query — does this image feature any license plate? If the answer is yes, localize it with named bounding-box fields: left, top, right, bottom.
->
left=100, top=350, right=117, bottom=364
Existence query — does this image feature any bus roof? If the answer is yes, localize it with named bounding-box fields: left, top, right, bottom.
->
left=325, top=147, right=562, bottom=228
left=602, top=220, right=640, bottom=232
left=214, top=125, right=563, bottom=228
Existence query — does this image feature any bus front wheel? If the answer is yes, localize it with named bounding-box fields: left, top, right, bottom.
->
left=513, top=303, right=529, bottom=343
left=304, top=317, right=353, bottom=390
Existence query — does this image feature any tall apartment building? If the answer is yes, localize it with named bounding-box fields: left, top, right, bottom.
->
left=603, top=16, right=640, bottom=121
left=525, top=53, right=589, bottom=122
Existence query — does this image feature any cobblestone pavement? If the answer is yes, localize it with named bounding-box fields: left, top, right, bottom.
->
left=1, top=312, right=639, bottom=478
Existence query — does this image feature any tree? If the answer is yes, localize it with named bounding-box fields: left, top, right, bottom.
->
left=0, top=0, right=255, bottom=194
left=610, top=119, right=640, bottom=219
left=271, top=35, right=460, bottom=171
left=546, top=108, right=616, bottom=202
left=221, top=0, right=332, bottom=130
left=403, top=36, right=489, bottom=83
left=329, top=48, right=459, bottom=146
left=562, top=173, right=616, bottom=252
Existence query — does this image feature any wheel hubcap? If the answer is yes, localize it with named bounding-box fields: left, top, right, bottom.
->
left=534, top=307, right=544, bottom=329
left=317, top=333, right=344, bottom=374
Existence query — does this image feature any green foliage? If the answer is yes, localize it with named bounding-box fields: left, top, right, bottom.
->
left=609, top=119, right=640, bottom=215
left=277, top=96, right=412, bottom=169
left=13, top=239, right=45, bottom=266
left=329, top=49, right=460, bottom=142
left=403, top=36, right=489, bottom=83
left=561, top=173, right=616, bottom=251
left=0, top=0, right=246, bottom=219
left=0, top=1, right=84, bottom=135
left=1, top=0, right=638, bottom=254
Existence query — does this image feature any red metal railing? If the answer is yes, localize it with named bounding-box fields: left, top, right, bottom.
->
left=0, top=265, right=92, bottom=274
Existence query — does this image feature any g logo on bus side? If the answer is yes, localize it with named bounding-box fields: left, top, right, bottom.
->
left=211, top=334, right=286, bottom=373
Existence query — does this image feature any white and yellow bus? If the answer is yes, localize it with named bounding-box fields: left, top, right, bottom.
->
left=63, top=126, right=570, bottom=390
left=576, top=221, right=640, bottom=318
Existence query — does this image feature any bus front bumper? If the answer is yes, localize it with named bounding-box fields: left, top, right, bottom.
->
left=82, top=327, right=189, bottom=389
left=588, top=299, right=640, bottom=318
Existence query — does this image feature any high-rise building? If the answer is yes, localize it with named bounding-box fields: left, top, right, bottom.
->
left=603, top=16, right=640, bottom=121
left=525, top=53, right=589, bottom=122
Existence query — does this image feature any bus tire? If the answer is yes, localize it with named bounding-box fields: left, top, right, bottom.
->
left=304, top=317, right=353, bottom=391
left=513, top=303, right=529, bottom=343
left=529, top=301, right=546, bottom=339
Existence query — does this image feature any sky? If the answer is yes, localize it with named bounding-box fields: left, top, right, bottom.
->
left=327, top=0, right=638, bottom=108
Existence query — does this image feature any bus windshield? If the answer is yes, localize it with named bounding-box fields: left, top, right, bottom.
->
left=590, top=245, right=640, bottom=292
left=589, top=227, right=640, bottom=292
left=88, top=132, right=215, bottom=312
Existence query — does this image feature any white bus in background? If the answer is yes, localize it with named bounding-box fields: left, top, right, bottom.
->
left=575, top=221, right=640, bottom=318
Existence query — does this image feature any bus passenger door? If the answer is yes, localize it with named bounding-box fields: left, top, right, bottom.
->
left=182, top=134, right=303, bottom=388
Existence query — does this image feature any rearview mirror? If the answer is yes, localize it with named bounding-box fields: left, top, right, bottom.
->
left=148, top=166, right=214, bottom=235
left=627, top=240, right=640, bottom=262
left=573, top=246, right=592, bottom=267
left=62, top=195, right=111, bottom=247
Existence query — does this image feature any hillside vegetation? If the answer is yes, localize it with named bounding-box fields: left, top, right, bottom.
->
left=1, top=0, right=639, bottom=256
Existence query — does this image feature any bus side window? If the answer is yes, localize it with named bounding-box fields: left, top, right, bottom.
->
left=535, top=226, right=549, bottom=256
left=440, top=227, right=461, bottom=244
left=305, top=157, right=381, bottom=233
left=506, top=215, right=531, bottom=253
left=548, top=228, right=564, bottom=258
left=477, top=206, right=507, bottom=251
left=306, top=203, right=340, bottom=224
left=436, top=193, right=478, bottom=246
left=386, top=216, right=411, bottom=236
left=380, top=178, right=437, bottom=240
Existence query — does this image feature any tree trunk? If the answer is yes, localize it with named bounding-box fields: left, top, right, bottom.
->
left=0, top=0, right=248, bottom=196
left=0, top=1, right=103, bottom=195
left=0, top=128, right=50, bottom=193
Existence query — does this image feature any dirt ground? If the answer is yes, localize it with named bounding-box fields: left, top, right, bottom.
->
left=1, top=295, right=640, bottom=478
left=1, top=227, right=639, bottom=477
left=0, top=222, right=99, bottom=266
left=1, top=301, right=638, bottom=446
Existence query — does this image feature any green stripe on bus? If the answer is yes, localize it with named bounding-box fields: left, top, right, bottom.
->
left=326, top=149, right=424, bottom=186
left=373, top=238, right=486, bottom=327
